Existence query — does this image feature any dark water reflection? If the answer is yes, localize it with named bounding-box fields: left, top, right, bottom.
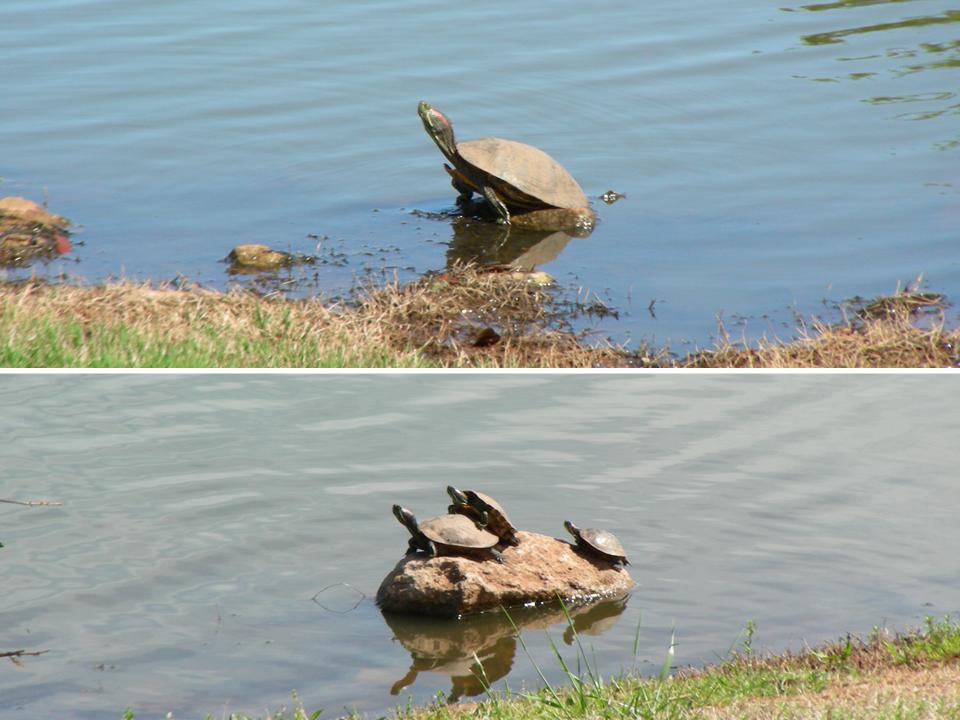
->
left=796, top=3, right=960, bottom=150
left=800, top=8, right=959, bottom=44
left=383, top=596, right=629, bottom=702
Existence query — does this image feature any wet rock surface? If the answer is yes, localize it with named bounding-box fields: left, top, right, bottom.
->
left=0, top=196, right=72, bottom=266
left=377, top=530, right=635, bottom=618
left=225, top=243, right=319, bottom=272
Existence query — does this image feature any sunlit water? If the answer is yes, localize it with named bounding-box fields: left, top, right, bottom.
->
left=1, top=1, right=957, bottom=348
left=2, top=374, right=959, bottom=717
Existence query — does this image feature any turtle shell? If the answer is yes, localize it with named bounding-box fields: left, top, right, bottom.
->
left=457, top=138, right=589, bottom=211
left=463, top=490, right=518, bottom=541
left=419, top=513, right=499, bottom=550
left=576, top=527, right=628, bottom=563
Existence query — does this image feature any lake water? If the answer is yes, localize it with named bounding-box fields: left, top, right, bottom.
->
left=2, top=374, right=958, bottom=718
left=1, top=1, right=957, bottom=349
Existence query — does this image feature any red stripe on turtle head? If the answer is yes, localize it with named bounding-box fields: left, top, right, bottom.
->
left=430, top=107, right=451, bottom=132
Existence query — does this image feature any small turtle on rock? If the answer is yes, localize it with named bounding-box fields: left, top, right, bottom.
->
left=393, top=504, right=503, bottom=563
left=564, top=520, right=629, bottom=568
left=446, top=486, right=520, bottom=546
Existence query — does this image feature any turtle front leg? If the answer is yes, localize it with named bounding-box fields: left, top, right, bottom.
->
left=482, top=185, right=512, bottom=225
left=443, top=164, right=474, bottom=202
left=425, top=539, right=438, bottom=557
left=489, top=547, right=504, bottom=564
left=473, top=509, right=489, bottom=530
left=405, top=537, right=419, bottom=555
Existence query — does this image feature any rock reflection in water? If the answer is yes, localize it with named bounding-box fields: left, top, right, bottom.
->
left=383, top=594, right=628, bottom=702
left=562, top=595, right=629, bottom=645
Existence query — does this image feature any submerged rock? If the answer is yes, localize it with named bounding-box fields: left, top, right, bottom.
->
left=377, top=530, right=634, bottom=618
left=226, top=244, right=318, bottom=272
left=226, top=243, right=294, bottom=271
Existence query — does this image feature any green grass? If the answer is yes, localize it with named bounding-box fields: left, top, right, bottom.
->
left=880, top=616, right=960, bottom=666
left=0, top=305, right=434, bottom=368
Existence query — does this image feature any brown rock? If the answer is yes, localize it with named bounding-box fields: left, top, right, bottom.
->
left=226, top=243, right=293, bottom=271
left=377, top=530, right=635, bottom=618
left=0, top=197, right=68, bottom=228
left=0, top=196, right=72, bottom=265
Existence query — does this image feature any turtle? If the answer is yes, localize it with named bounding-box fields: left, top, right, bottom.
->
left=563, top=520, right=629, bottom=568
left=446, top=486, right=520, bottom=546
left=418, top=101, right=595, bottom=231
left=393, top=504, right=503, bottom=562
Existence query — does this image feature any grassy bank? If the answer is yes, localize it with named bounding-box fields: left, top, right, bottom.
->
left=121, top=615, right=960, bottom=720
left=1, top=269, right=956, bottom=367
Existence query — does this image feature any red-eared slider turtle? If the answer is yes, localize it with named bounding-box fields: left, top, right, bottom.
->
left=446, top=486, right=520, bottom=546
left=564, top=520, right=629, bottom=568
left=393, top=504, right=503, bottom=562
left=418, top=101, right=594, bottom=231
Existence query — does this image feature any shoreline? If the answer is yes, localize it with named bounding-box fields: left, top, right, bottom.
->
left=114, top=615, right=960, bottom=719
left=1, top=269, right=956, bottom=368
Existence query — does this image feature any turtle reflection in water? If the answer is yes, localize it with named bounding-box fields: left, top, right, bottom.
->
left=564, top=520, right=629, bottom=568
left=392, top=504, right=503, bottom=563
left=383, top=595, right=630, bottom=700
left=385, top=612, right=517, bottom=702
left=418, top=101, right=595, bottom=233
left=446, top=485, right=520, bottom=546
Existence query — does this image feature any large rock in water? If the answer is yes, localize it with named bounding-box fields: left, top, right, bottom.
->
left=377, top=530, right=634, bottom=618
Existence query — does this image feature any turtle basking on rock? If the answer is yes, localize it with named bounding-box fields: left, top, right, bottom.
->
left=393, top=504, right=503, bottom=563
left=418, top=101, right=595, bottom=232
left=446, top=486, right=520, bottom=546
left=564, top=520, right=629, bottom=568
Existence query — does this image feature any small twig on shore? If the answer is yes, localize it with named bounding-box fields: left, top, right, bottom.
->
left=0, top=498, right=63, bottom=507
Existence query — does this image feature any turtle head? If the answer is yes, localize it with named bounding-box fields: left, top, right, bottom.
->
left=563, top=520, right=578, bottom=538
left=446, top=485, right=469, bottom=507
left=393, top=504, right=418, bottom=534
left=418, top=101, right=457, bottom=161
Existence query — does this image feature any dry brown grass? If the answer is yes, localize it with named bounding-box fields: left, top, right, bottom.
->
left=0, top=266, right=635, bottom=367
left=693, top=665, right=960, bottom=719
left=347, top=267, right=636, bottom=367
left=1, top=268, right=956, bottom=368
left=684, top=291, right=959, bottom=368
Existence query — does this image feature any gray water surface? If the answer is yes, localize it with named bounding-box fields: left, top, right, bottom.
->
left=1, top=1, right=957, bottom=348
left=2, top=374, right=958, bottom=718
